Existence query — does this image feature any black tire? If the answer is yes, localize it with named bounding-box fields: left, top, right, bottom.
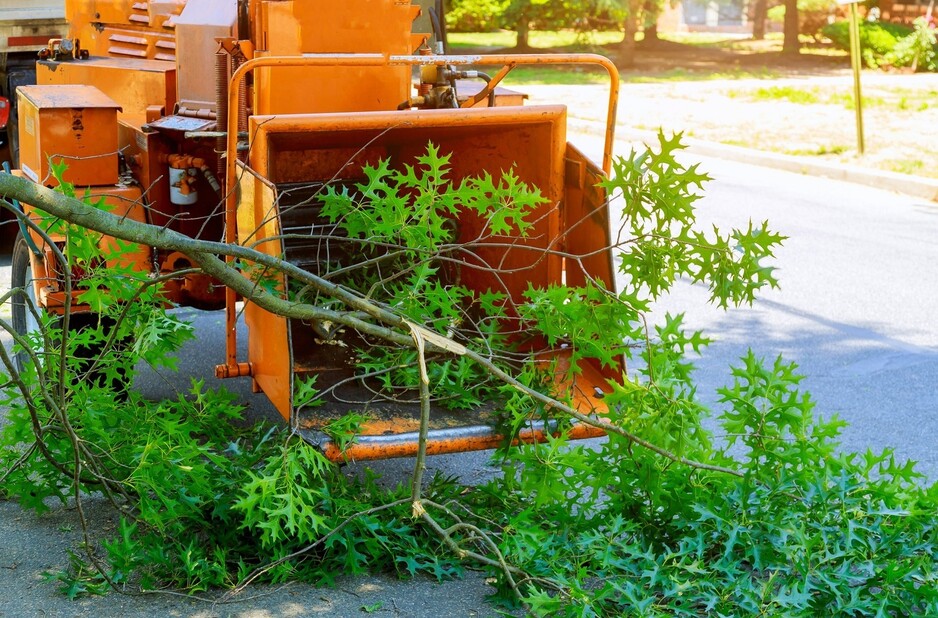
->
left=11, top=231, right=39, bottom=370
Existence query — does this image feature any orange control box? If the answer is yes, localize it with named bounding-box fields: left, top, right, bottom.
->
left=17, top=85, right=121, bottom=186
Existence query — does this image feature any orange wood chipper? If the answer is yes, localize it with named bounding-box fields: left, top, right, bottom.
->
left=8, top=0, right=622, bottom=461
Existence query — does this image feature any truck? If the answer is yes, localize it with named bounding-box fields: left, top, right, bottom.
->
left=6, top=0, right=622, bottom=462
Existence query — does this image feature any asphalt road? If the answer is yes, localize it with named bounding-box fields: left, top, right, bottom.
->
left=658, top=152, right=938, bottom=478
left=1, top=140, right=937, bottom=616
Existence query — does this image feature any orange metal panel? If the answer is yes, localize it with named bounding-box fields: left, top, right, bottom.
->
left=65, top=0, right=183, bottom=58
left=236, top=162, right=292, bottom=418
left=16, top=85, right=120, bottom=187
left=36, top=57, right=177, bottom=120
left=237, top=106, right=579, bottom=429
left=66, top=0, right=138, bottom=31
left=218, top=53, right=620, bottom=434
left=218, top=50, right=616, bottom=383
left=65, top=0, right=180, bottom=59
left=563, top=143, right=615, bottom=289
left=318, top=417, right=611, bottom=463
left=101, top=26, right=178, bottom=61
left=253, top=0, right=421, bottom=115
left=87, top=184, right=152, bottom=272
left=246, top=106, right=566, bottom=302
left=117, top=119, right=173, bottom=227
left=21, top=183, right=151, bottom=310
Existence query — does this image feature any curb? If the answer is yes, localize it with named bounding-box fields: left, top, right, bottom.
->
left=570, top=119, right=938, bottom=203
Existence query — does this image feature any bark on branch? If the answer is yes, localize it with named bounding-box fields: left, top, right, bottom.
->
left=0, top=171, right=743, bottom=478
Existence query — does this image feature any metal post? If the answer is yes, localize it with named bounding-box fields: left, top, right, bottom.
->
left=848, top=1, right=865, bottom=154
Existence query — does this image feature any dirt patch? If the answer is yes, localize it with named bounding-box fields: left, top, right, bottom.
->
left=623, top=38, right=851, bottom=76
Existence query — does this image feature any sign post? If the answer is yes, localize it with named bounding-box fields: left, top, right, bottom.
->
left=840, top=0, right=865, bottom=154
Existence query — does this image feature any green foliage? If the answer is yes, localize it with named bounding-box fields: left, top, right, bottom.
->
left=738, top=84, right=822, bottom=104
left=4, top=136, right=938, bottom=618
left=488, top=354, right=938, bottom=616
left=822, top=20, right=914, bottom=67
left=767, top=0, right=836, bottom=40
left=323, top=412, right=370, bottom=453
left=317, top=143, right=539, bottom=410
left=727, top=83, right=935, bottom=114
left=447, top=0, right=509, bottom=32
left=0, top=164, right=457, bottom=593
left=608, top=131, right=782, bottom=308
left=446, top=0, right=623, bottom=36
left=823, top=17, right=938, bottom=71
left=888, top=17, right=938, bottom=72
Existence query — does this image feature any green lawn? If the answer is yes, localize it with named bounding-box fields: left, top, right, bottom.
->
left=630, top=67, right=782, bottom=83
left=447, top=30, right=623, bottom=50
left=447, top=30, right=620, bottom=86
left=727, top=85, right=935, bottom=111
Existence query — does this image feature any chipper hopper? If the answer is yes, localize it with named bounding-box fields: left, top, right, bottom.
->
left=9, top=0, right=622, bottom=461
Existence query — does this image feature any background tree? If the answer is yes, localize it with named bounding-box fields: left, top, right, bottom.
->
left=783, top=0, right=801, bottom=53
left=752, top=0, right=770, bottom=39
left=618, top=0, right=643, bottom=66
left=642, top=0, right=663, bottom=42
left=447, top=0, right=623, bottom=50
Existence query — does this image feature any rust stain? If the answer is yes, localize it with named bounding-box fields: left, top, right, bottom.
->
left=70, top=110, right=84, bottom=134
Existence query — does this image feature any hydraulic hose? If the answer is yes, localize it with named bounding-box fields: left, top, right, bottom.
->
left=475, top=71, right=496, bottom=107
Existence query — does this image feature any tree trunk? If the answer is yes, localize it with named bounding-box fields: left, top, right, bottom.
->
left=644, top=22, right=659, bottom=42
left=643, top=0, right=660, bottom=43
left=751, top=0, right=768, bottom=40
left=515, top=11, right=530, bottom=49
left=619, top=0, right=641, bottom=68
left=782, top=0, right=800, bottom=54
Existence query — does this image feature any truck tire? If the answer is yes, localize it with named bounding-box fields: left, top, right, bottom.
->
left=11, top=231, right=40, bottom=370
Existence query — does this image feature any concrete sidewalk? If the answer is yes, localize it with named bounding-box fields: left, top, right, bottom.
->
left=571, top=117, right=938, bottom=203
left=524, top=76, right=938, bottom=203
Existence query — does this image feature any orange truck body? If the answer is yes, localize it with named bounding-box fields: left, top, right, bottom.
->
left=14, top=0, right=621, bottom=461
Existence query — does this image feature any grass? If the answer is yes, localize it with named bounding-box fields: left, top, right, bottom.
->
left=783, top=144, right=850, bottom=156
left=446, top=30, right=931, bottom=179
left=888, top=159, right=926, bottom=175
left=475, top=65, right=782, bottom=87
left=659, top=32, right=761, bottom=48
left=502, top=66, right=611, bottom=85
left=448, top=30, right=623, bottom=51
left=726, top=85, right=932, bottom=112
left=630, top=67, right=781, bottom=83
left=659, top=32, right=848, bottom=59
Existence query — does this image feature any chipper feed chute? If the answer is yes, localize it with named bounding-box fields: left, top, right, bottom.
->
left=228, top=86, right=620, bottom=461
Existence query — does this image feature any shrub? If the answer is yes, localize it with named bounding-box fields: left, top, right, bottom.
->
left=822, top=19, right=914, bottom=67
left=445, top=0, right=509, bottom=32
left=887, top=17, right=938, bottom=71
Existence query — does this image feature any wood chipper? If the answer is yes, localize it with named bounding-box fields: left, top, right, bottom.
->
left=8, top=0, right=622, bottom=461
